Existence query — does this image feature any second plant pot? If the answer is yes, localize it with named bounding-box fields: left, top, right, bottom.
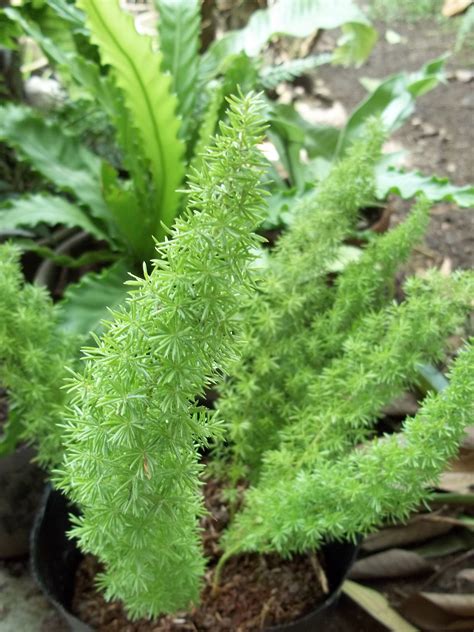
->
left=0, top=444, right=45, bottom=558
left=31, top=486, right=358, bottom=632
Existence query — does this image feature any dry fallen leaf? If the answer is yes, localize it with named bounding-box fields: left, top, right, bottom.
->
left=342, top=580, right=417, bottom=632
left=442, top=0, right=473, bottom=17
left=461, top=426, right=474, bottom=450
left=349, top=548, right=434, bottom=580
left=414, top=529, right=474, bottom=559
left=439, top=472, right=474, bottom=494
left=457, top=568, right=474, bottom=591
left=439, top=448, right=474, bottom=494
left=362, top=519, right=453, bottom=552
left=383, top=391, right=419, bottom=417
left=400, top=592, right=474, bottom=630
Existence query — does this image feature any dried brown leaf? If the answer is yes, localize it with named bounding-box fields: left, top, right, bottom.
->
left=362, top=519, right=453, bottom=552
left=415, top=529, right=474, bottom=558
left=439, top=448, right=474, bottom=493
left=383, top=392, right=419, bottom=417
left=461, top=427, right=474, bottom=450
left=349, top=548, right=434, bottom=580
left=457, top=568, right=474, bottom=587
left=401, top=592, right=474, bottom=630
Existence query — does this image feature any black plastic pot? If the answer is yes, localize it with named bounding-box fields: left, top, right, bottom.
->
left=32, top=486, right=358, bottom=632
left=0, top=444, right=45, bottom=558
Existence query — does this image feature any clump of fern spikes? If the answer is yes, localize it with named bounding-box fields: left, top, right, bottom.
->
left=55, top=93, right=268, bottom=619
left=222, top=338, right=473, bottom=556
left=0, top=243, right=74, bottom=466
left=217, top=123, right=473, bottom=560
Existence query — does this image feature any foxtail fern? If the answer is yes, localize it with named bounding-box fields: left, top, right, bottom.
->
left=223, top=338, right=473, bottom=555
left=55, top=94, right=268, bottom=619
left=0, top=243, right=75, bottom=465
left=219, top=123, right=388, bottom=477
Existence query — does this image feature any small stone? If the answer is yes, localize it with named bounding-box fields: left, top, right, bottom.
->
left=419, top=123, right=438, bottom=138
left=455, top=69, right=473, bottom=83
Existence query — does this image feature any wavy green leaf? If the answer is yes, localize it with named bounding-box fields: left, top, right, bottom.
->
left=0, top=104, right=110, bottom=223
left=57, top=260, right=131, bottom=337
left=156, top=0, right=200, bottom=142
left=15, top=240, right=118, bottom=268
left=202, top=0, right=376, bottom=79
left=376, top=166, right=474, bottom=208
left=79, top=0, right=185, bottom=238
left=0, top=194, right=109, bottom=241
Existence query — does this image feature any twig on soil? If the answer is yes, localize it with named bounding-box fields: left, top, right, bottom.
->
left=420, top=549, right=474, bottom=590
left=309, top=553, right=329, bottom=594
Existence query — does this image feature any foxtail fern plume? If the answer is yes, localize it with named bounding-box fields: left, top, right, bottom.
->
left=0, top=243, right=75, bottom=466
left=223, top=338, right=474, bottom=555
left=218, top=121, right=388, bottom=478
left=55, top=93, right=268, bottom=619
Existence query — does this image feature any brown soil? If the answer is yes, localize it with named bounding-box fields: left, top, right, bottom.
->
left=72, top=478, right=326, bottom=632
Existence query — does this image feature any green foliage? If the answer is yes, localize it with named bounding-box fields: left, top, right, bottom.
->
left=332, top=21, right=378, bottom=67
left=217, top=151, right=474, bottom=564
left=336, top=57, right=447, bottom=158
left=52, top=105, right=473, bottom=618
left=266, top=56, right=472, bottom=223
left=0, top=104, right=110, bottom=224
left=55, top=94, right=268, bottom=619
left=1, top=0, right=380, bottom=338
left=0, top=193, right=109, bottom=242
left=56, top=261, right=131, bottom=337
left=223, top=334, right=473, bottom=555
left=376, top=164, right=474, bottom=208
left=0, top=243, right=75, bottom=465
left=78, top=0, right=185, bottom=237
left=218, top=121, right=386, bottom=475
left=155, top=0, right=200, bottom=142
left=215, top=127, right=473, bottom=557
left=2, top=0, right=186, bottom=260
